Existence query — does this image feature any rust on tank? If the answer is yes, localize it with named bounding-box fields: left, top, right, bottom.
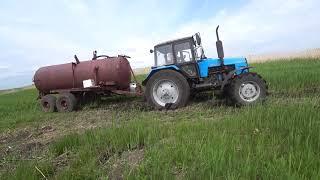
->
left=33, top=52, right=132, bottom=94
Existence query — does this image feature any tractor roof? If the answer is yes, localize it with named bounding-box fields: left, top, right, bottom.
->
left=154, top=36, right=193, bottom=47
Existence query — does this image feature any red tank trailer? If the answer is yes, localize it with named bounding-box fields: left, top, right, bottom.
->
left=34, top=51, right=142, bottom=112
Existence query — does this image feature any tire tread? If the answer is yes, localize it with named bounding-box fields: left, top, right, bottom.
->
left=228, top=72, right=267, bottom=106
left=145, top=70, right=190, bottom=110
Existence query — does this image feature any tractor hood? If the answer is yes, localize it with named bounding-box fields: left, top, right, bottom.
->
left=222, top=57, right=248, bottom=66
left=197, top=57, right=248, bottom=78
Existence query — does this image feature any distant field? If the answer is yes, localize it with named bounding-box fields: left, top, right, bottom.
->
left=0, top=85, right=34, bottom=95
left=247, top=48, right=320, bottom=63
left=0, top=58, right=320, bottom=179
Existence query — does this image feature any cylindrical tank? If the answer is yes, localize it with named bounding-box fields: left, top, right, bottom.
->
left=33, top=57, right=131, bottom=93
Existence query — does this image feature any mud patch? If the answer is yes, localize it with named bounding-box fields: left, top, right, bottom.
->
left=0, top=135, right=7, bottom=144
left=6, top=129, right=33, bottom=144
left=172, top=166, right=186, bottom=180
left=0, top=96, right=148, bottom=175
left=99, top=150, right=113, bottom=165
left=6, top=141, right=44, bottom=159
left=53, top=151, right=72, bottom=171
left=40, top=125, right=55, bottom=134
left=20, top=142, right=44, bottom=154
left=107, top=148, right=145, bottom=180
left=0, top=129, right=34, bottom=159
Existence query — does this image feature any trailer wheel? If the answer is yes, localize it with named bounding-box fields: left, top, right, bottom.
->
left=145, top=70, right=190, bottom=110
left=56, top=93, right=77, bottom=112
left=40, top=95, right=57, bottom=112
left=228, top=73, right=267, bottom=106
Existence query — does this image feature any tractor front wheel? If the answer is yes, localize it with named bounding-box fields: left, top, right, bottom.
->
left=145, top=70, right=190, bottom=110
left=228, top=73, right=267, bottom=106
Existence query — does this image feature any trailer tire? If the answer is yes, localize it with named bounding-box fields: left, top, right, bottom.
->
left=228, top=72, right=267, bottom=106
left=40, top=95, right=57, bottom=112
left=145, top=70, right=190, bottom=110
left=56, top=93, right=77, bottom=112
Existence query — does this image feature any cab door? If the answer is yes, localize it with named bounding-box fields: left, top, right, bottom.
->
left=173, top=40, right=200, bottom=79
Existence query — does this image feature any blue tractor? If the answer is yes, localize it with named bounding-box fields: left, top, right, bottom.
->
left=142, top=26, right=267, bottom=109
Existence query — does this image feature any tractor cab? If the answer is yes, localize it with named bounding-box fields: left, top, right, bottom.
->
left=151, top=34, right=205, bottom=78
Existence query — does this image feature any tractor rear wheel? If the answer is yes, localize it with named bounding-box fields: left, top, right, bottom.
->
left=145, top=70, right=190, bottom=110
left=40, top=94, right=56, bottom=112
left=56, top=93, right=77, bottom=112
left=228, top=73, right=267, bottom=106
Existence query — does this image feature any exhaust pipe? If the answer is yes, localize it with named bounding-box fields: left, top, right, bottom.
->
left=216, top=25, right=224, bottom=64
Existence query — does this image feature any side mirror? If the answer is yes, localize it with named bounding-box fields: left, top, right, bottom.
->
left=150, top=49, right=154, bottom=53
left=195, top=33, right=201, bottom=46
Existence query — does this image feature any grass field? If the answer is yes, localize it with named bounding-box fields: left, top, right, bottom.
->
left=1, top=58, right=320, bottom=179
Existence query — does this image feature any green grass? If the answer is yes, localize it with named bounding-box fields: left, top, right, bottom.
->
left=253, top=58, right=320, bottom=95
left=0, top=89, right=65, bottom=131
left=1, top=58, right=320, bottom=179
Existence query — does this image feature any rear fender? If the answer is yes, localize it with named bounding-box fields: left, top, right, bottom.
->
left=142, top=65, right=180, bottom=86
left=221, top=66, right=253, bottom=90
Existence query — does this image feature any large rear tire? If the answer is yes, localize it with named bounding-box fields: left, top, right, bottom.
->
left=40, top=94, right=56, bottom=112
left=56, top=93, right=77, bottom=112
left=145, top=70, right=190, bottom=110
left=228, top=73, right=267, bottom=106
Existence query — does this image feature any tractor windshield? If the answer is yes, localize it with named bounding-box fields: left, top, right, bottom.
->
left=155, top=44, right=174, bottom=66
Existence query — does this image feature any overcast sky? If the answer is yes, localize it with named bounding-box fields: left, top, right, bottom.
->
left=0, top=0, right=319, bottom=89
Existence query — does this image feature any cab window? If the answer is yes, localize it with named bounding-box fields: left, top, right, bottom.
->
left=174, top=42, right=193, bottom=64
left=155, top=44, right=173, bottom=66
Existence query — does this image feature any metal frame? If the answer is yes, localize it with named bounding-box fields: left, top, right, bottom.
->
left=48, top=85, right=143, bottom=97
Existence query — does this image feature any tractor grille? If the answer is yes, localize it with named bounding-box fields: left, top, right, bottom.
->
left=208, top=65, right=235, bottom=75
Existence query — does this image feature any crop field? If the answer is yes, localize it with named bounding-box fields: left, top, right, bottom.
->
left=0, top=58, right=320, bottom=179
